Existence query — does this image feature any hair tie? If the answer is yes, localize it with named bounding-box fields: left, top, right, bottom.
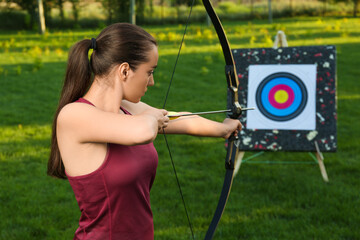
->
left=90, top=38, right=97, bottom=50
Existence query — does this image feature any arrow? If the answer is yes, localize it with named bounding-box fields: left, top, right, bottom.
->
left=168, top=107, right=255, bottom=120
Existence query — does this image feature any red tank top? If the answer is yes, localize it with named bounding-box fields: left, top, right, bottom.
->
left=66, top=98, right=158, bottom=240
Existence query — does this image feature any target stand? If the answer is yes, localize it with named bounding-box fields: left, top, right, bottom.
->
left=230, top=32, right=336, bottom=182
left=234, top=142, right=329, bottom=182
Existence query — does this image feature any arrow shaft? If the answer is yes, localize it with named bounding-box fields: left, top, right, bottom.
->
left=168, top=107, right=255, bottom=119
left=169, top=109, right=230, bottom=118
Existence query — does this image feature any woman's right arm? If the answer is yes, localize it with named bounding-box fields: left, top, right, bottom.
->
left=57, top=102, right=168, bottom=145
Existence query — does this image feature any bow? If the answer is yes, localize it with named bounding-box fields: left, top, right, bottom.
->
left=202, top=0, right=242, bottom=239
left=162, top=0, right=243, bottom=239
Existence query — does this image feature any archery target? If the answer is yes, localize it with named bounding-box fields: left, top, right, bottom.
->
left=256, top=72, right=307, bottom=121
left=247, top=64, right=316, bottom=130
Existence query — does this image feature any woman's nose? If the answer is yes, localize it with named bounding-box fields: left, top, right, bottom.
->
left=148, top=76, right=154, bottom=86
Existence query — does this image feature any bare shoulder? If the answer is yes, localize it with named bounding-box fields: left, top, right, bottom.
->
left=56, top=101, right=158, bottom=145
left=57, top=102, right=95, bottom=126
left=121, top=100, right=154, bottom=115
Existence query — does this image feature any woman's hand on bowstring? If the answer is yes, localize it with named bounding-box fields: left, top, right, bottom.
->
left=142, top=108, right=169, bottom=131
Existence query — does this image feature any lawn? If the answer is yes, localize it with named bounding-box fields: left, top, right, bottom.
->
left=0, top=16, right=360, bottom=239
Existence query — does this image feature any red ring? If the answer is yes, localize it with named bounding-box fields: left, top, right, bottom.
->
left=268, top=84, right=295, bottom=109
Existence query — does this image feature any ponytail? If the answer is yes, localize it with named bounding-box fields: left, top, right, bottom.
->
left=47, top=39, right=93, bottom=179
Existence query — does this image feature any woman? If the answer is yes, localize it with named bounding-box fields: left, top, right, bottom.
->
left=48, top=23, right=241, bottom=240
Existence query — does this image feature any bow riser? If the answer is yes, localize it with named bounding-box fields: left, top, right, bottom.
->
left=226, top=65, right=242, bottom=118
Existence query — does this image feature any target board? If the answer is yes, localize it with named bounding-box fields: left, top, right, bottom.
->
left=229, top=46, right=337, bottom=152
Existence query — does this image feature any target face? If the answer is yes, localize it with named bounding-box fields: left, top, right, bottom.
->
left=232, top=46, right=337, bottom=152
left=256, top=72, right=308, bottom=121
left=247, top=64, right=316, bottom=130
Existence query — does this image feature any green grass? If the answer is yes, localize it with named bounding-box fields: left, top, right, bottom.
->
left=0, top=16, right=360, bottom=239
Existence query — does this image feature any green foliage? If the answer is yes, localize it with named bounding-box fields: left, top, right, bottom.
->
left=1, top=0, right=359, bottom=30
left=0, top=17, right=359, bottom=239
left=0, top=11, right=29, bottom=30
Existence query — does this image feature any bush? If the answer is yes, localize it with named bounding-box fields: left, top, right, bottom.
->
left=0, top=11, right=29, bottom=30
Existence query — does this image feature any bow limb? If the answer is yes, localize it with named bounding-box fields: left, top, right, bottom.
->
left=204, top=135, right=240, bottom=240
left=202, top=0, right=242, bottom=239
left=203, top=0, right=242, bottom=118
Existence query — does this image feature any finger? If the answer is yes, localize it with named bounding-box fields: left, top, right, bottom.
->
left=161, top=109, right=168, bottom=116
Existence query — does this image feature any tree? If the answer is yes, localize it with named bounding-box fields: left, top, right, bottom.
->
left=136, top=0, right=145, bottom=23
left=353, top=0, right=359, bottom=17
left=100, top=0, right=116, bottom=23
left=268, top=0, right=272, bottom=23
left=57, top=0, right=65, bottom=24
left=118, top=0, right=130, bottom=22
left=12, top=0, right=38, bottom=29
left=334, top=0, right=359, bottom=17
left=43, top=0, right=55, bottom=25
left=318, top=0, right=328, bottom=16
left=69, top=0, right=80, bottom=25
left=149, top=0, right=154, bottom=18
left=100, top=0, right=128, bottom=23
left=289, top=0, right=293, bottom=16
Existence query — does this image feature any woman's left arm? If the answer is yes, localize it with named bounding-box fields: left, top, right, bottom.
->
left=163, top=114, right=242, bottom=139
left=121, top=100, right=242, bottom=139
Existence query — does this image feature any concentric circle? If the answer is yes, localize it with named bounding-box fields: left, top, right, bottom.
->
left=256, top=72, right=308, bottom=121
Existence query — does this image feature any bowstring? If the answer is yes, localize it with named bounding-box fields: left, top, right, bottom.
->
left=162, top=0, right=196, bottom=239
left=162, top=0, right=195, bottom=109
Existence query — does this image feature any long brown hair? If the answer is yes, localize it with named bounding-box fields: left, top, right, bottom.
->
left=48, top=23, right=157, bottom=179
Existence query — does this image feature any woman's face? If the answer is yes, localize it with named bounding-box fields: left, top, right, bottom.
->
left=124, top=45, right=158, bottom=103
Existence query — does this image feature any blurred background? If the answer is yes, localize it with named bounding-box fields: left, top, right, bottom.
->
left=0, top=0, right=359, bottom=239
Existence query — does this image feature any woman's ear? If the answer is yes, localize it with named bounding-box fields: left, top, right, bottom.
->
left=117, top=62, right=130, bottom=81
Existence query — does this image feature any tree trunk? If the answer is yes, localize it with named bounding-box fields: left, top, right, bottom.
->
left=130, top=0, right=135, bottom=24
left=37, top=0, right=46, bottom=34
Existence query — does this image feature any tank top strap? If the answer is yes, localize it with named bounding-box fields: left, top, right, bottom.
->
left=76, top=98, right=131, bottom=115
left=76, top=98, right=95, bottom=107
left=120, top=107, right=132, bottom=115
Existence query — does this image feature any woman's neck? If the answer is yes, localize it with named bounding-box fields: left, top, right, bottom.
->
left=83, top=77, right=123, bottom=114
